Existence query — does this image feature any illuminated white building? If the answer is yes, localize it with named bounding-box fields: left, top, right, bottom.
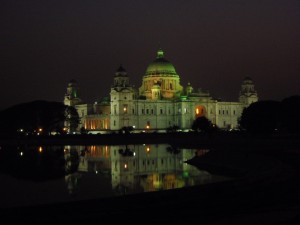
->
left=64, top=49, right=258, bottom=132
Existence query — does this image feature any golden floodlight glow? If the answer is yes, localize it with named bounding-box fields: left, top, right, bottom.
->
left=38, top=146, right=43, bottom=153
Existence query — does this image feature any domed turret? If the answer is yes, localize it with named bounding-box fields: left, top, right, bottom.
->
left=115, top=65, right=127, bottom=77
left=64, top=79, right=82, bottom=106
left=186, top=82, right=193, bottom=95
left=239, top=76, right=258, bottom=106
left=113, top=65, right=130, bottom=89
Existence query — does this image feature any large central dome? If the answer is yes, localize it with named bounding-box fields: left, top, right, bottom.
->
left=145, top=49, right=177, bottom=75
left=139, top=49, right=183, bottom=100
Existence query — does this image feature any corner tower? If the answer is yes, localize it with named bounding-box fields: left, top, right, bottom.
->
left=110, top=66, right=137, bottom=130
left=239, top=76, right=258, bottom=106
left=139, top=49, right=183, bottom=100
left=64, top=79, right=82, bottom=106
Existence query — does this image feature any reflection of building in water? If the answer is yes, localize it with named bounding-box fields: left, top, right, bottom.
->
left=64, top=145, right=112, bottom=195
left=64, top=144, right=212, bottom=195
left=110, top=144, right=211, bottom=194
left=65, top=173, right=82, bottom=195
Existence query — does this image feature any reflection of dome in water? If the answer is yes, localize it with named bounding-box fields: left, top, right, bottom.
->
left=145, top=49, right=177, bottom=76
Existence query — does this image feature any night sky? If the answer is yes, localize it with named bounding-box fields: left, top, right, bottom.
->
left=1, top=0, right=300, bottom=110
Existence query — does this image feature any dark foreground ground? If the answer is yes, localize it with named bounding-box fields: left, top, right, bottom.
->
left=1, top=133, right=300, bottom=224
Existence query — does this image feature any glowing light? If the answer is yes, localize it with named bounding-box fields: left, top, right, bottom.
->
left=146, top=147, right=150, bottom=153
left=38, top=146, right=43, bottom=153
left=20, top=152, right=23, bottom=156
left=195, top=106, right=205, bottom=117
left=124, top=163, right=128, bottom=169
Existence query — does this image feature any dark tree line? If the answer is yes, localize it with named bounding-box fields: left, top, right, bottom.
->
left=0, top=100, right=79, bottom=136
left=239, top=95, right=300, bottom=134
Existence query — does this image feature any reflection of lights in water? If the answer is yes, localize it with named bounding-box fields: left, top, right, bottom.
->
left=60, top=144, right=215, bottom=198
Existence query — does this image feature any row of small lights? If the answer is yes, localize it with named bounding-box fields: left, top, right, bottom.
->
left=19, top=146, right=43, bottom=156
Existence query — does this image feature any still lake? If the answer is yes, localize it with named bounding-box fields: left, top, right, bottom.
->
left=0, top=143, right=228, bottom=209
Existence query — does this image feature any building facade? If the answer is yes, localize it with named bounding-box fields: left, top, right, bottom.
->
left=64, top=49, right=258, bottom=133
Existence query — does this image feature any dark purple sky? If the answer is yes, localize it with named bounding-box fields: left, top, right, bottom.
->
left=1, top=0, right=300, bottom=110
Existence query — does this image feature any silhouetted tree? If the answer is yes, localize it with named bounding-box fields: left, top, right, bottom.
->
left=239, top=100, right=280, bottom=133
left=65, top=106, right=80, bottom=133
left=280, top=95, right=300, bottom=133
left=191, top=116, right=214, bottom=132
left=0, top=100, right=74, bottom=135
left=80, top=127, right=87, bottom=135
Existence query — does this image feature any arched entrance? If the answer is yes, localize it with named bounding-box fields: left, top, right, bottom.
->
left=195, top=105, right=206, bottom=118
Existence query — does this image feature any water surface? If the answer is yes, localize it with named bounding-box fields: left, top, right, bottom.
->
left=0, top=144, right=228, bottom=208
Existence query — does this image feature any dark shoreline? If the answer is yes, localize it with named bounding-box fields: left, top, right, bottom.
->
left=1, top=132, right=300, bottom=149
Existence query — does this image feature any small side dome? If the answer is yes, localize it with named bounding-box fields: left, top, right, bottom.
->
left=68, top=79, right=78, bottom=87
left=243, top=76, right=254, bottom=84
